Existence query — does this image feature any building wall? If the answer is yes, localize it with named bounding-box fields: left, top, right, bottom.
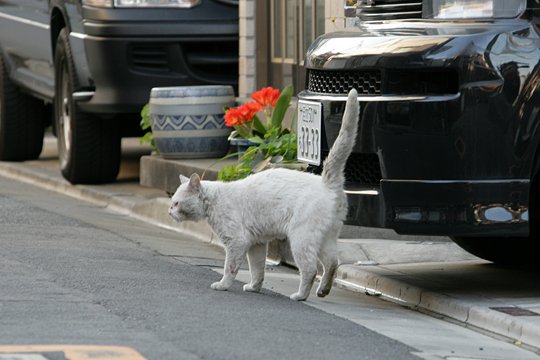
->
left=239, top=0, right=257, bottom=98
left=325, top=0, right=347, bottom=32
left=238, top=0, right=350, bottom=97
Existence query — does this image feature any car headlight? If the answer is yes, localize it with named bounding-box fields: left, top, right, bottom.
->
left=423, top=0, right=526, bottom=20
left=82, top=0, right=201, bottom=8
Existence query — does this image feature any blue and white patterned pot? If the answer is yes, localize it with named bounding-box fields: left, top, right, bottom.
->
left=149, top=85, right=235, bottom=159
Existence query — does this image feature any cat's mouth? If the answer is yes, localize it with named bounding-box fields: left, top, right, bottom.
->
left=168, top=208, right=182, bottom=222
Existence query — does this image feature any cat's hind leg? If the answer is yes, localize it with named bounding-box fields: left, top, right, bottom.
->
left=289, top=232, right=319, bottom=301
left=243, top=243, right=267, bottom=293
left=211, top=242, right=247, bottom=291
left=317, top=231, right=339, bottom=298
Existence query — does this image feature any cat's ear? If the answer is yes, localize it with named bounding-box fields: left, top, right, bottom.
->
left=179, top=174, right=190, bottom=185
left=188, top=173, right=201, bottom=192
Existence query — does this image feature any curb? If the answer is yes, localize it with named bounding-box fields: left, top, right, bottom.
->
left=337, top=265, right=540, bottom=349
left=1, top=161, right=539, bottom=350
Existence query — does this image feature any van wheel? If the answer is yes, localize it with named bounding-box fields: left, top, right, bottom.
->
left=0, top=53, right=45, bottom=160
left=54, top=29, right=120, bottom=184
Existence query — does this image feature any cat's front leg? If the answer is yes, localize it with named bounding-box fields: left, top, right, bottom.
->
left=210, top=281, right=229, bottom=291
left=211, top=244, right=247, bottom=291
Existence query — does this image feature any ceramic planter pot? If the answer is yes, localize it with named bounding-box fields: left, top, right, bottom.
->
left=149, top=85, right=234, bottom=159
left=229, top=137, right=260, bottom=158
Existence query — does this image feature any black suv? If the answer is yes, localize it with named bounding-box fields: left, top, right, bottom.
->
left=298, top=0, right=540, bottom=263
left=0, top=0, right=238, bottom=184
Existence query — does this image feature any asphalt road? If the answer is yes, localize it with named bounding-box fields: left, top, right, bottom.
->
left=0, top=175, right=420, bottom=359
left=1, top=138, right=539, bottom=360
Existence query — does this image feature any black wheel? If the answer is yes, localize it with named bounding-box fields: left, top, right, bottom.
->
left=451, top=172, right=540, bottom=266
left=54, top=29, right=120, bottom=184
left=0, top=53, right=45, bottom=160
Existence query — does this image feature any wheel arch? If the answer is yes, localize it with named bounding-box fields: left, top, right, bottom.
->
left=0, top=46, right=12, bottom=78
left=50, top=4, right=93, bottom=92
left=523, top=94, right=540, bottom=235
left=528, top=106, right=540, bottom=184
left=529, top=129, right=540, bottom=214
left=50, top=6, right=67, bottom=61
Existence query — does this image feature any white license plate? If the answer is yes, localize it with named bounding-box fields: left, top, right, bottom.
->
left=297, top=100, right=322, bottom=165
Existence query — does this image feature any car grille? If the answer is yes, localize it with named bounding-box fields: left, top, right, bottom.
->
left=128, top=41, right=238, bottom=85
left=357, top=0, right=422, bottom=21
left=307, top=69, right=382, bottom=95
left=311, top=152, right=382, bottom=186
left=306, top=68, right=459, bottom=96
left=345, top=153, right=382, bottom=186
left=130, top=45, right=170, bottom=71
left=183, top=41, right=238, bottom=84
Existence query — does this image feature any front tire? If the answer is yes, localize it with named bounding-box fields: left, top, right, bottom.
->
left=54, top=29, right=120, bottom=184
left=0, top=53, right=45, bottom=160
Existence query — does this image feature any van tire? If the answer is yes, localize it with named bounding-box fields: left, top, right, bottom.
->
left=54, top=29, right=120, bottom=184
left=0, top=53, right=45, bottom=161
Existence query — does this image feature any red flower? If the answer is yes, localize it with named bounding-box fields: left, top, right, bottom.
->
left=224, top=102, right=261, bottom=128
left=237, top=102, right=261, bottom=121
left=251, top=87, right=280, bottom=108
left=224, top=107, right=242, bottom=127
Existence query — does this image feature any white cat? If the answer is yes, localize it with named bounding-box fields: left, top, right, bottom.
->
left=169, top=89, right=359, bottom=301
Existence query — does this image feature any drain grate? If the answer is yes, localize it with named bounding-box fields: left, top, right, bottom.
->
left=490, top=307, right=540, bottom=316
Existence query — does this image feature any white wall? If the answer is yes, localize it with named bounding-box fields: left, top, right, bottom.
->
left=239, top=0, right=257, bottom=98
left=325, top=0, right=348, bottom=32
left=238, top=0, right=351, bottom=98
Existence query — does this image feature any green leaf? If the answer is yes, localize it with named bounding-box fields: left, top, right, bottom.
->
left=252, top=157, right=272, bottom=173
left=139, top=104, right=159, bottom=153
left=247, top=136, right=264, bottom=144
left=140, top=104, right=151, bottom=130
left=234, top=125, right=251, bottom=139
left=140, top=132, right=150, bottom=143
left=271, top=84, right=293, bottom=129
left=252, top=115, right=267, bottom=136
left=249, top=150, right=266, bottom=170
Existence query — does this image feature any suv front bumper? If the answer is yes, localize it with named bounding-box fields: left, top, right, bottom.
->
left=300, top=20, right=540, bottom=237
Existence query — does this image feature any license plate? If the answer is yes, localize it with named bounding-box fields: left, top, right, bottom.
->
left=297, top=100, right=322, bottom=165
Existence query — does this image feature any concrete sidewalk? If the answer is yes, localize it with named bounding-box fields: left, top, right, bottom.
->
left=1, top=136, right=539, bottom=352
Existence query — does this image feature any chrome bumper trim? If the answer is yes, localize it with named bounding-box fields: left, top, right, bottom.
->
left=298, top=90, right=460, bottom=103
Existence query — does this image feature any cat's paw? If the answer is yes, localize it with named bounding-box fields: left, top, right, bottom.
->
left=210, top=281, right=229, bottom=291
left=243, top=283, right=262, bottom=293
left=289, top=292, right=308, bottom=301
left=316, top=286, right=331, bottom=298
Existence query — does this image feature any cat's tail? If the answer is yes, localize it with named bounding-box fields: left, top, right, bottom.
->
left=321, top=89, right=359, bottom=193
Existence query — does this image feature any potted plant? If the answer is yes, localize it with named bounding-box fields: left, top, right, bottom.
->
left=218, top=85, right=306, bottom=181
left=225, top=86, right=285, bottom=152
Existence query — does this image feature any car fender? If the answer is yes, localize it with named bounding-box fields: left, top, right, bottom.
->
left=49, top=2, right=93, bottom=91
